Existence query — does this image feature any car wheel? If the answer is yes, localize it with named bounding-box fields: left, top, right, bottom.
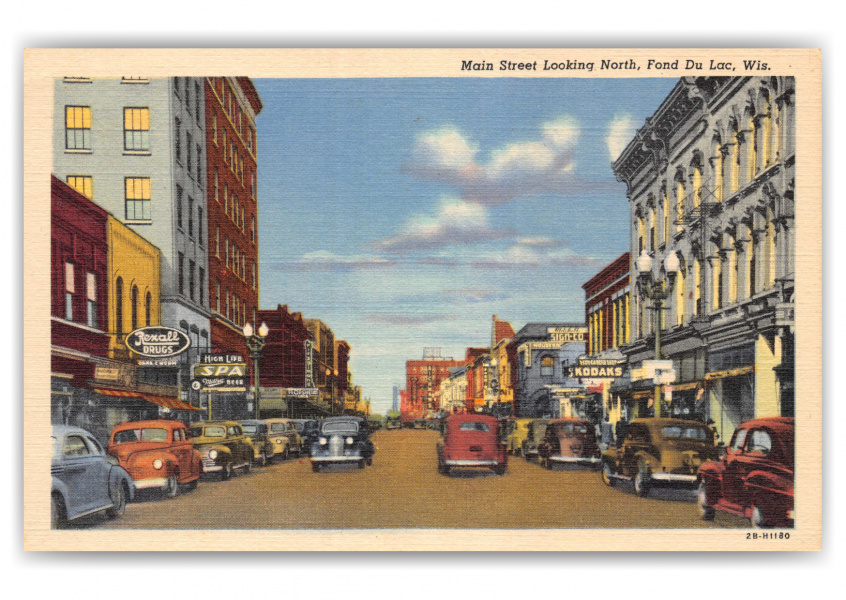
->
left=311, top=462, right=321, bottom=473
left=493, top=465, right=507, bottom=476
left=106, top=483, right=127, bottom=519
left=634, top=463, right=651, bottom=498
left=601, top=461, right=616, bottom=487
left=243, top=459, right=252, bottom=473
left=750, top=499, right=769, bottom=528
left=366, top=457, right=373, bottom=466
left=281, top=446, right=290, bottom=461
left=51, top=494, right=66, bottom=529
left=358, top=459, right=366, bottom=469
left=186, top=478, right=199, bottom=491
left=163, top=474, right=179, bottom=498
left=221, top=462, right=233, bottom=480
left=698, top=482, right=715, bottom=520
left=514, top=447, right=522, bottom=458
left=259, top=452, right=268, bottom=467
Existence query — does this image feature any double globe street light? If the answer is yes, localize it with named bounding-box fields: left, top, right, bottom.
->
left=243, top=322, right=269, bottom=420
left=635, top=250, right=680, bottom=419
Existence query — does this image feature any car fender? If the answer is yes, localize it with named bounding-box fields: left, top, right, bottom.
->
left=108, top=465, right=136, bottom=501
left=204, top=444, right=233, bottom=463
left=127, top=449, right=179, bottom=475
left=633, top=450, right=657, bottom=472
left=50, top=477, right=71, bottom=515
left=743, top=469, right=794, bottom=498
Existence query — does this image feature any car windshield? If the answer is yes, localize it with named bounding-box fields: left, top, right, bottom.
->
left=458, top=422, right=490, bottom=432
left=555, top=423, right=588, bottom=435
left=322, top=421, right=358, bottom=434
left=241, top=424, right=258, bottom=435
left=294, top=422, right=306, bottom=432
left=113, top=428, right=168, bottom=443
left=662, top=426, right=708, bottom=440
left=191, top=426, right=225, bottom=438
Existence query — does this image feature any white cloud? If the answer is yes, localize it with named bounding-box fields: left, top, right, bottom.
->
left=413, top=127, right=478, bottom=170
left=268, top=251, right=394, bottom=271
left=606, top=114, right=637, bottom=162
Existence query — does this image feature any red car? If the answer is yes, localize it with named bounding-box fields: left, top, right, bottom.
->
left=697, top=417, right=794, bottom=528
left=538, top=418, right=601, bottom=469
left=107, top=420, right=203, bottom=497
left=436, top=413, right=507, bottom=476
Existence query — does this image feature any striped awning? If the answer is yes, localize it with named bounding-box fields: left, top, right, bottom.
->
left=668, top=381, right=702, bottom=392
left=705, top=365, right=755, bottom=382
left=93, top=388, right=200, bottom=411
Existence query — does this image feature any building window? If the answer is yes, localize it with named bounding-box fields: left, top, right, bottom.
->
left=115, top=276, right=123, bottom=335
left=199, top=267, right=205, bottom=306
left=198, top=207, right=204, bottom=246
left=131, top=285, right=139, bottom=331
left=251, top=216, right=256, bottom=243
left=214, top=168, right=219, bottom=202
left=123, top=107, right=150, bottom=151
left=145, top=291, right=152, bottom=326
left=125, top=177, right=151, bottom=221
left=176, top=185, right=183, bottom=229
left=215, top=280, right=220, bottom=313
left=225, top=238, right=229, bottom=268
left=196, top=143, right=203, bottom=183
left=212, top=113, right=217, bottom=144
left=540, top=356, right=554, bottom=377
left=195, top=81, right=201, bottom=124
left=175, top=118, right=182, bottom=163
left=215, top=226, right=220, bottom=257
left=65, top=106, right=91, bottom=150
left=185, top=79, right=192, bottom=115
left=86, top=272, right=97, bottom=328
left=64, top=263, right=75, bottom=320
left=188, top=196, right=194, bottom=237
left=173, top=77, right=181, bottom=98
left=252, top=262, right=256, bottom=290
left=67, top=175, right=93, bottom=200
left=188, top=260, right=195, bottom=301
left=178, top=252, right=184, bottom=296
left=225, top=290, right=230, bottom=320
left=186, top=132, right=193, bottom=175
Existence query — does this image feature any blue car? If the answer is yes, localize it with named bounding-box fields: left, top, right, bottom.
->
left=309, top=417, right=375, bottom=472
left=51, top=425, right=136, bottom=528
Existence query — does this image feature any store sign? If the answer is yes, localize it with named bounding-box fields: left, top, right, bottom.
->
left=547, top=327, right=588, bottom=343
left=200, top=353, right=243, bottom=364
left=282, top=388, right=319, bottom=398
left=191, top=362, right=247, bottom=392
left=568, top=358, right=626, bottom=379
left=125, top=327, right=190, bottom=358
left=304, top=340, right=314, bottom=387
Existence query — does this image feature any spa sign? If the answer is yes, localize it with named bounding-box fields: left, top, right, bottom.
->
left=125, top=326, right=191, bottom=358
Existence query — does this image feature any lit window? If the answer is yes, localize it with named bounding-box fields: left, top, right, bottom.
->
left=125, top=177, right=151, bottom=221
left=86, top=272, right=97, bottom=328
left=67, top=176, right=93, bottom=199
left=123, top=107, right=150, bottom=151
left=64, top=263, right=75, bottom=320
left=540, top=356, right=554, bottom=377
left=131, top=285, right=139, bottom=331
left=65, top=106, right=91, bottom=150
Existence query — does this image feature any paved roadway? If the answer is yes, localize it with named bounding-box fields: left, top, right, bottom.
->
left=90, top=429, right=748, bottom=530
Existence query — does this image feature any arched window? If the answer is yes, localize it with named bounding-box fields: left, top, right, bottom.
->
left=662, top=186, right=670, bottom=244
left=711, top=136, right=724, bottom=203
left=676, top=260, right=686, bottom=327
left=690, top=154, right=703, bottom=210
left=728, top=233, right=738, bottom=305
left=730, top=120, right=741, bottom=193
left=748, top=112, right=759, bottom=180
left=115, top=277, right=124, bottom=335
left=648, top=205, right=656, bottom=251
left=767, top=209, right=777, bottom=288
left=674, top=170, right=686, bottom=232
left=145, top=291, right=152, bottom=326
left=748, top=231, right=757, bottom=298
left=540, top=356, right=554, bottom=377
left=712, top=240, right=723, bottom=311
left=694, top=258, right=702, bottom=316
left=131, top=285, right=139, bottom=331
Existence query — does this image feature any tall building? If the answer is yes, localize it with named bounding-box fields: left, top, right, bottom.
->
left=203, top=77, right=262, bottom=358
left=612, top=76, right=795, bottom=443
left=53, top=76, right=211, bottom=399
left=404, top=351, right=465, bottom=422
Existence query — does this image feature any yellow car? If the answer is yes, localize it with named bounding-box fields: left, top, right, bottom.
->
left=505, top=418, right=533, bottom=457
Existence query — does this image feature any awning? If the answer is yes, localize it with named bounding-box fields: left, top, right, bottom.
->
left=630, top=390, right=654, bottom=400
left=667, top=381, right=703, bottom=392
left=93, top=387, right=200, bottom=411
left=587, top=384, right=604, bottom=394
left=705, top=365, right=755, bottom=382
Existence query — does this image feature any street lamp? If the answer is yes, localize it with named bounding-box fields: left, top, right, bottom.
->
left=243, top=321, right=269, bottom=420
left=635, top=250, right=679, bottom=419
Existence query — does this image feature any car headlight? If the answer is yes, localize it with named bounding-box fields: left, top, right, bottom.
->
left=319, top=437, right=327, bottom=445
left=276, top=439, right=283, bottom=444
left=208, top=449, right=218, bottom=460
left=152, top=459, right=163, bottom=470
left=346, top=437, right=354, bottom=445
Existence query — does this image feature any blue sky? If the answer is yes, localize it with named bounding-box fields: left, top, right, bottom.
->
left=253, top=77, right=676, bottom=414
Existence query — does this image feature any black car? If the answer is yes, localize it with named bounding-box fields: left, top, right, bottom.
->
left=300, top=420, right=321, bottom=455
left=309, top=417, right=375, bottom=472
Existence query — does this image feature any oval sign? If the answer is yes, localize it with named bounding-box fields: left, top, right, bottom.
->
left=125, top=326, right=191, bottom=358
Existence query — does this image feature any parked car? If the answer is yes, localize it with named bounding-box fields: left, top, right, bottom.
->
left=367, top=418, right=383, bottom=431
left=188, top=421, right=255, bottom=480
left=299, top=420, right=321, bottom=455
left=107, top=420, right=202, bottom=497
left=51, top=425, right=135, bottom=528
left=538, top=418, right=601, bottom=469
left=240, top=420, right=276, bottom=466
left=697, top=417, right=794, bottom=528
left=601, top=418, right=718, bottom=497
left=385, top=416, right=402, bottom=430
left=309, top=416, right=375, bottom=472
left=436, top=413, right=507, bottom=476
left=521, top=419, right=550, bottom=461
left=505, top=418, right=533, bottom=457
left=263, top=418, right=303, bottom=459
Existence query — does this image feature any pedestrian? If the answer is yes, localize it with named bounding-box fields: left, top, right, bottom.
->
left=601, top=415, right=615, bottom=449
left=615, top=417, right=628, bottom=445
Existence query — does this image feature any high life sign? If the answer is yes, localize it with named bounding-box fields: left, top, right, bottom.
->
left=125, top=327, right=190, bottom=358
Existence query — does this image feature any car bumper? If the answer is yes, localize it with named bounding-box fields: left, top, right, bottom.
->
left=651, top=473, right=698, bottom=483
left=549, top=455, right=601, bottom=464
left=310, top=456, right=362, bottom=463
left=133, top=477, right=170, bottom=490
left=445, top=459, right=501, bottom=466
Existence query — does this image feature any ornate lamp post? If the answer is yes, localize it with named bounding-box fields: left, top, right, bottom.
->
left=635, top=251, right=680, bottom=418
left=243, top=321, right=269, bottom=420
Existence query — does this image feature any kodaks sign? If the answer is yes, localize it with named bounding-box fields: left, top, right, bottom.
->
left=568, top=358, right=626, bottom=379
left=125, top=327, right=190, bottom=358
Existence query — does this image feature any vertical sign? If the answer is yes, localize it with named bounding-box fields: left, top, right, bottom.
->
left=304, top=339, right=314, bottom=387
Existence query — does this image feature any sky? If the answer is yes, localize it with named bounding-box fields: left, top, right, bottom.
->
left=253, top=77, right=677, bottom=414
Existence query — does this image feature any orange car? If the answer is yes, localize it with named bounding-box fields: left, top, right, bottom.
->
left=107, top=420, right=203, bottom=497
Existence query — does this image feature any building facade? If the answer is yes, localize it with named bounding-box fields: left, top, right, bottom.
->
left=404, top=354, right=465, bottom=422
left=612, top=76, right=795, bottom=443
left=53, top=76, right=211, bottom=406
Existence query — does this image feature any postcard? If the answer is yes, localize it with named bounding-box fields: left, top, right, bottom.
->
left=23, top=48, right=821, bottom=551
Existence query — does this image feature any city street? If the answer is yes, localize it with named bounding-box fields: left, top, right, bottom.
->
left=87, top=429, right=748, bottom=530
